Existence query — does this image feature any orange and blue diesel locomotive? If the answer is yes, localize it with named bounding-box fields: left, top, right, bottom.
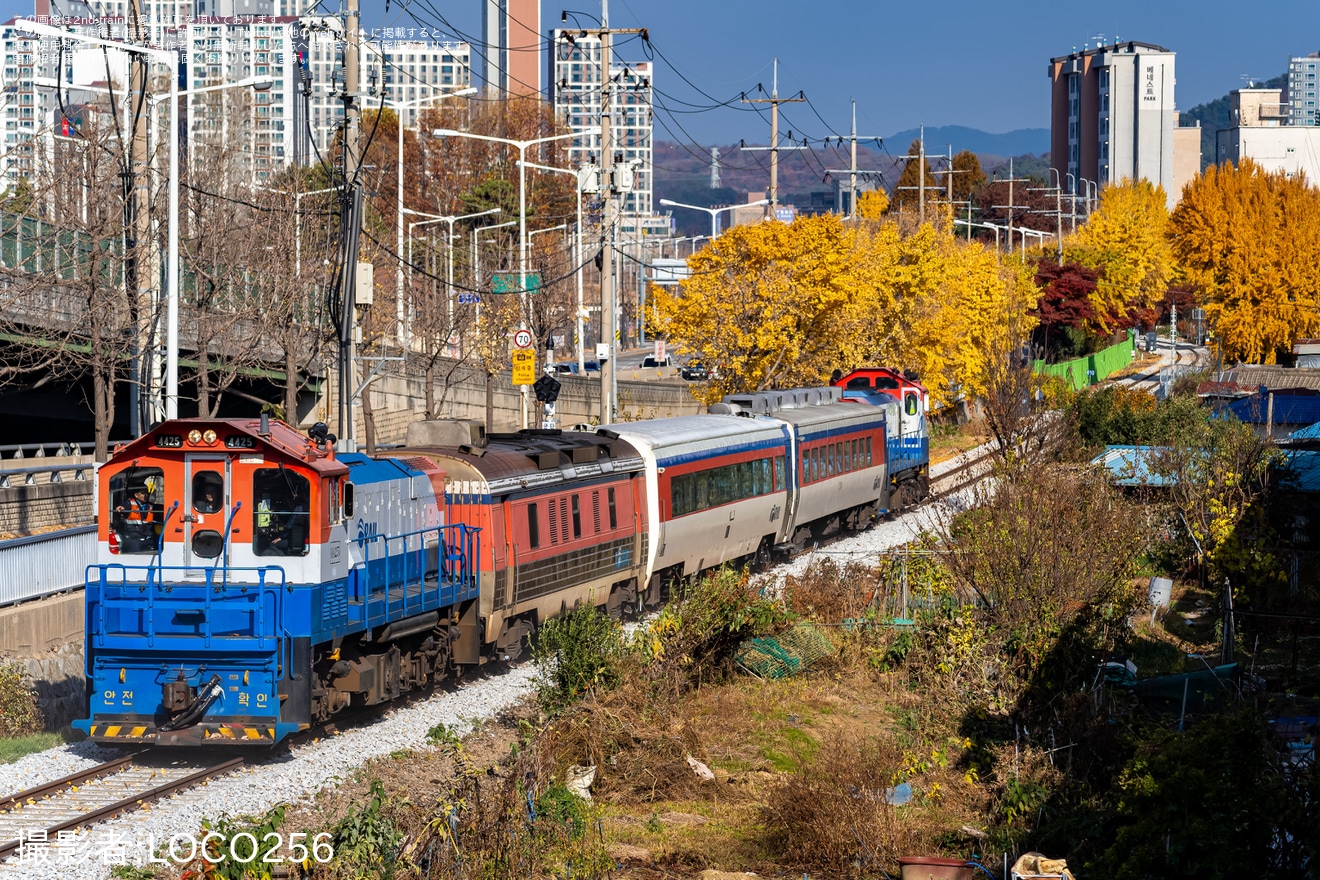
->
left=76, top=382, right=924, bottom=747
left=831, top=367, right=931, bottom=507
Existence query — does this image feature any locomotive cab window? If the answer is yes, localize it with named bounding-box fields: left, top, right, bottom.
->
left=253, top=469, right=310, bottom=557
left=192, top=471, right=224, bottom=514
left=109, top=468, right=163, bottom=554
left=905, top=392, right=919, bottom=416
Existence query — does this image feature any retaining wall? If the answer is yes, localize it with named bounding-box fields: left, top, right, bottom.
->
left=0, top=480, right=94, bottom=535
left=0, top=592, right=86, bottom=730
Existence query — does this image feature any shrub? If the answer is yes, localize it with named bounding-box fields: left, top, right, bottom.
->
left=0, top=663, right=41, bottom=737
left=763, top=732, right=909, bottom=875
left=532, top=602, right=626, bottom=713
left=642, top=567, right=790, bottom=693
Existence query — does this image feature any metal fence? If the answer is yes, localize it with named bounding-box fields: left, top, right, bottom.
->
left=0, top=526, right=95, bottom=607
left=0, top=441, right=92, bottom=461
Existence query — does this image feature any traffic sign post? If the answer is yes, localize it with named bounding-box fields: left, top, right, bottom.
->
left=512, top=349, right=537, bottom=385
left=513, top=328, right=534, bottom=349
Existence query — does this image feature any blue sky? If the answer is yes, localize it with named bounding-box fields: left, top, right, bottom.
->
left=7, top=0, right=1318, bottom=150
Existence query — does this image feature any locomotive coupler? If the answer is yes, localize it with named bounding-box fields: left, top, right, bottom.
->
left=161, top=669, right=195, bottom=712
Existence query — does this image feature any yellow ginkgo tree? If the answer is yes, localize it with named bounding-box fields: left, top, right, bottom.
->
left=1066, top=177, right=1174, bottom=332
left=648, top=210, right=1038, bottom=410
left=1170, top=158, right=1320, bottom=364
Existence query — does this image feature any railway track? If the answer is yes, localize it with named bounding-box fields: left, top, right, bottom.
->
left=0, top=754, right=243, bottom=861
left=927, top=445, right=998, bottom=503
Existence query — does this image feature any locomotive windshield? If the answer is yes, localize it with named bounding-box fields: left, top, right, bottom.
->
left=253, top=468, right=310, bottom=557
left=109, top=467, right=164, bottom=554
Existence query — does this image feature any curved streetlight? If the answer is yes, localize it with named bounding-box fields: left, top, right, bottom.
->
left=402, top=205, right=501, bottom=354
left=385, top=86, right=476, bottom=350
left=33, top=71, right=273, bottom=431
left=17, top=18, right=183, bottom=418
left=517, top=159, right=587, bottom=371
left=658, top=198, right=769, bottom=240
left=432, top=126, right=600, bottom=427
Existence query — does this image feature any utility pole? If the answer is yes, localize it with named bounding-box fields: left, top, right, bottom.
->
left=125, top=0, right=150, bottom=433
left=1028, top=174, right=1066, bottom=266
left=741, top=59, right=806, bottom=215
left=595, top=0, right=646, bottom=426
left=990, top=158, right=1030, bottom=255
left=918, top=124, right=925, bottom=223
left=845, top=101, right=884, bottom=219
left=336, top=0, right=364, bottom=448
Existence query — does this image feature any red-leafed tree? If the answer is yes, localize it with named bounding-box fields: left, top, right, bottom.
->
left=1032, top=260, right=1101, bottom=358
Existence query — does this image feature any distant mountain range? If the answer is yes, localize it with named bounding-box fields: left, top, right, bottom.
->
left=653, top=126, right=1052, bottom=236
left=881, top=125, right=1050, bottom=159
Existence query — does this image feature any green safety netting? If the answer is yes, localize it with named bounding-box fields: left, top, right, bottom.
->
left=735, top=623, right=837, bottom=679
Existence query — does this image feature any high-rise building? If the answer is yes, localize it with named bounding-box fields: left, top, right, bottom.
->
left=482, top=0, right=540, bottom=96
left=302, top=18, right=473, bottom=156
left=0, top=10, right=473, bottom=189
left=1286, top=52, right=1319, bottom=126
left=181, top=16, right=310, bottom=180
left=551, top=29, right=663, bottom=235
left=0, top=22, right=41, bottom=190
left=1048, top=41, right=1177, bottom=206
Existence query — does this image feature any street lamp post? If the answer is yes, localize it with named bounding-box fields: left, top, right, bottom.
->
left=658, top=198, right=769, bottom=239
left=517, top=158, right=587, bottom=371
left=432, top=127, right=599, bottom=428
left=36, top=72, right=273, bottom=426
left=17, top=19, right=184, bottom=419
left=386, top=87, right=475, bottom=351
left=403, top=205, right=501, bottom=354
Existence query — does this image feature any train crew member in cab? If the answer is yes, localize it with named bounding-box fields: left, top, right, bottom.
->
left=114, top=482, right=156, bottom=553
left=196, top=485, right=221, bottom=514
left=261, top=485, right=308, bottom=557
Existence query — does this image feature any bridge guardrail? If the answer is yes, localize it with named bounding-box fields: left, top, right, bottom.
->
left=0, top=525, right=96, bottom=607
left=0, top=441, right=92, bottom=460
left=0, top=463, right=93, bottom=488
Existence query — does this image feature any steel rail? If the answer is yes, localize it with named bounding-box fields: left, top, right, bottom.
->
left=0, top=754, right=136, bottom=813
left=0, top=756, right=243, bottom=860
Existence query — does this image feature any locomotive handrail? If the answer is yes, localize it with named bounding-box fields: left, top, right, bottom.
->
left=153, top=500, right=180, bottom=568
left=215, top=501, right=244, bottom=574
left=354, top=522, right=481, bottom=627
left=86, top=563, right=288, bottom=651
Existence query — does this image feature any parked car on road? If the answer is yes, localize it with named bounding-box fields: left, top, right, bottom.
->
left=680, top=361, right=709, bottom=381
left=552, top=362, right=580, bottom=375
left=641, top=355, right=673, bottom=369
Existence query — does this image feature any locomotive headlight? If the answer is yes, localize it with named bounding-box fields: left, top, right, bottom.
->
left=188, top=429, right=203, bottom=444
left=119, top=667, right=126, bottom=683
left=202, top=429, right=218, bottom=444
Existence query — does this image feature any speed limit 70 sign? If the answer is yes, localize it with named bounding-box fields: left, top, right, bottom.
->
left=513, top=329, right=534, bottom=349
